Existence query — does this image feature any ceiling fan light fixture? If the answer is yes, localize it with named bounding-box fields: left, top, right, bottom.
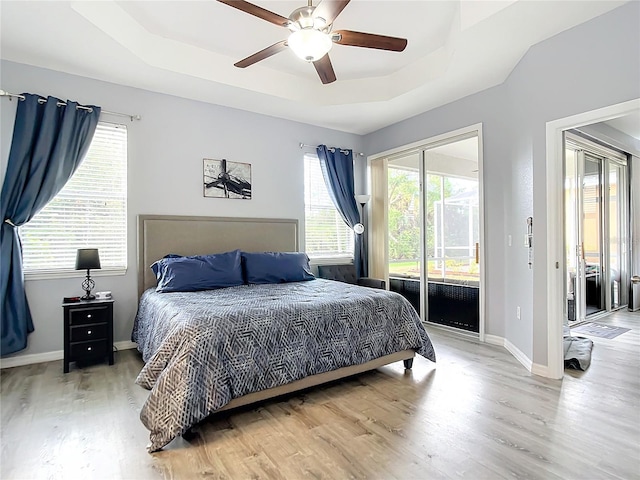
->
left=288, top=6, right=317, bottom=30
left=217, top=0, right=408, bottom=83
left=288, top=28, right=333, bottom=62
left=313, top=16, right=327, bottom=30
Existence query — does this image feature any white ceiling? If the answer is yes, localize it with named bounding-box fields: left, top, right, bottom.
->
left=604, top=111, right=640, bottom=141
left=0, top=0, right=626, bottom=135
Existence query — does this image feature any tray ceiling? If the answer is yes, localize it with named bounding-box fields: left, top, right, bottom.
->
left=0, top=1, right=626, bottom=134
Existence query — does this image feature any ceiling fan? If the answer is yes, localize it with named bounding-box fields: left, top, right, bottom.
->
left=217, top=0, right=408, bottom=84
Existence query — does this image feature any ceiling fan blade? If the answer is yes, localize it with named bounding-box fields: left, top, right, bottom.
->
left=333, top=30, right=407, bottom=52
left=234, top=40, right=288, bottom=68
left=217, top=0, right=289, bottom=27
left=313, top=54, right=337, bottom=85
left=313, top=0, right=350, bottom=26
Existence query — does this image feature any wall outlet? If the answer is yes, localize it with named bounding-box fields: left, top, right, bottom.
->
left=508, top=235, right=512, bottom=247
left=517, top=306, right=521, bottom=320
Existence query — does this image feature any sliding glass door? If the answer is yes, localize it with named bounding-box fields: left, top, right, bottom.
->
left=564, top=132, right=629, bottom=324
left=386, top=152, right=422, bottom=313
left=608, top=160, right=629, bottom=308
left=424, top=172, right=479, bottom=284
left=422, top=136, right=480, bottom=331
left=582, top=153, right=605, bottom=316
left=371, top=127, right=483, bottom=334
left=387, top=152, right=421, bottom=279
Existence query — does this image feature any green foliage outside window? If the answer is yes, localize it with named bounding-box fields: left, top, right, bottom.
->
left=388, top=168, right=478, bottom=281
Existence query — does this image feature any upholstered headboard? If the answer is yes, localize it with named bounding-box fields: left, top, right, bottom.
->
left=137, top=215, right=299, bottom=297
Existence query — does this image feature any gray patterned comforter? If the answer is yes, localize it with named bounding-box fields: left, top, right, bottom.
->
left=132, top=278, right=436, bottom=451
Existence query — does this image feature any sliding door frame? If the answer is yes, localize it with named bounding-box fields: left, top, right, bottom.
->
left=367, top=123, right=486, bottom=340
left=565, top=131, right=629, bottom=321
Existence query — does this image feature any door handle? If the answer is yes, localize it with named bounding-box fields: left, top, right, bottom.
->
left=475, top=243, right=479, bottom=264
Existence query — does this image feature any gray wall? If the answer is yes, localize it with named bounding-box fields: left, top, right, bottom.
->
left=363, top=2, right=640, bottom=365
left=0, top=60, right=363, bottom=358
left=2, top=2, right=639, bottom=368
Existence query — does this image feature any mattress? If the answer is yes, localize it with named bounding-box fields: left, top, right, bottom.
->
left=132, top=278, right=436, bottom=451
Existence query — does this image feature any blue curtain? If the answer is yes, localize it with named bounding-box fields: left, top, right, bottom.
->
left=1, top=94, right=101, bottom=355
left=316, top=145, right=367, bottom=278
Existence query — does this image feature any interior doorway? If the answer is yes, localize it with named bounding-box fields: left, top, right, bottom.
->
left=546, top=98, right=639, bottom=379
left=564, top=131, right=630, bottom=326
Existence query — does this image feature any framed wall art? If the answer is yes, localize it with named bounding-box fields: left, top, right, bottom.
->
left=203, top=158, right=252, bottom=199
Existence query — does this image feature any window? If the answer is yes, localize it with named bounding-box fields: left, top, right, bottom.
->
left=21, top=122, right=128, bottom=276
left=387, top=163, right=421, bottom=278
left=426, top=174, right=479, bottom=282
left=303, top=154, right=354, bottom=260
left=386, top=152, right=479, bottom=282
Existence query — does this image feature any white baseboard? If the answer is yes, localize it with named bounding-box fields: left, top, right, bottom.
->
left=483, top=334, right=504, bottom=346
left=503, top=338, right=533, bottom=371
left=531, top=362, right=552, bottom=378
left=482, top=334, right=535, bottom=373
left=0, top=350, right=63, bottom=369
left=0, top=340, right=138, bottom=369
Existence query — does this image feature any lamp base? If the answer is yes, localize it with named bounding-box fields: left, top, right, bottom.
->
left=81, top=274, right=96, bottom=301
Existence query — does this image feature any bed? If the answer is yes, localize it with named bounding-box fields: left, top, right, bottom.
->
left=132, top=215, right=436, bottom=452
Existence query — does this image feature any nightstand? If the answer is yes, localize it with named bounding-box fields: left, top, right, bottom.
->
left=62, top=298, right=114, bottom=373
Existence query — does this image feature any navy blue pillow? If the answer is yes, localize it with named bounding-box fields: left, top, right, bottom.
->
left=151, top=250, right=244, bottom=293
left=150, top=254, right=181, bottom=278
left=241, top=251, right=315, bottom=284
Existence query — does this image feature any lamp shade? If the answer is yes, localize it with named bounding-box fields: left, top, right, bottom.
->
left=355, top=194, right=371, bottom=206
left=288, top=29, right=333, bottom=62
left=75, top=248, right=101, bottom=270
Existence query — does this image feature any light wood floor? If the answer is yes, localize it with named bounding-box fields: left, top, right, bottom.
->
left=2, top=311, right=639, bottom=479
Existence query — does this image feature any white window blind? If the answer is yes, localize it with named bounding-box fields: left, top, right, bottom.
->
left=21, top=122, right=128, bottom=275
left=304, top=153, right=354, bottom=259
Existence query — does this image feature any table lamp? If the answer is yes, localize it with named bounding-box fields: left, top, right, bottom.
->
left=75, top=248, right=101, bottom=300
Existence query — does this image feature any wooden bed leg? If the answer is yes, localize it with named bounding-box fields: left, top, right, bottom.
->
left=403, top=358, right=413, bottom=369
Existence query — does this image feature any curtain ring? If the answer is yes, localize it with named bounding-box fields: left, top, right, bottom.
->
left=4, top=219, right=17, bottom=227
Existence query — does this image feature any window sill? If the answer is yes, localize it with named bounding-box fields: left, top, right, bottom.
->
left=24, top=268, right=127, bottom=281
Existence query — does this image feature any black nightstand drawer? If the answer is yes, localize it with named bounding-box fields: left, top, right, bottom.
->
left=70, top=306, right=109, bottom=325
left=70, top=339, right=108, bottom=360
left=63, top=298, right=114, bottom=373
left=70, top=323, right=108, bottom=342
